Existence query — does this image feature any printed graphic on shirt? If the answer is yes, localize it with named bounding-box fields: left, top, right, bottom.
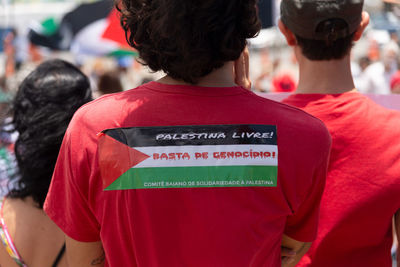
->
left=98, top=125, right=278, bottom=190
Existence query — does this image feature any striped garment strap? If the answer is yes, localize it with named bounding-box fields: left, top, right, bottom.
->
left=0, top=197, right=28, bottom=267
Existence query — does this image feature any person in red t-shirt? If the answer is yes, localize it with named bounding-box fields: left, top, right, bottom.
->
left=44, top=1, right=332, bottom=266
left=390, top=70, right=400, bottom=94
left=278, top=0, right=400, bottom=266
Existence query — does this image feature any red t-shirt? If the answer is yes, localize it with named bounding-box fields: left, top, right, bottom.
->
left=283, top=92, right=400, bottom=267
left=45, top=82, right=331, bottom=267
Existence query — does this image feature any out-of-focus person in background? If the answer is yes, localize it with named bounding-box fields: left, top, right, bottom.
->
left=271, top=73, right=296, bottom=93
left=360, top=40, right=399, bottom=94
left=255, top=57, right=281, bottom=92
left=390, top=69, right=400, bottom=94
left=95, top=70, right=123, bottom=98
left=279, top=0, right=400, bottom=266
left=0, top=116, right=17, bottom=199
left=0, top=59, right=92, bottom=267
left=2, top=29, right=42, bottom=96
left=352, top=56, right=371, bottom=92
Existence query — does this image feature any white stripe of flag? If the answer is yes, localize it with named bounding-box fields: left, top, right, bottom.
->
left=134, top=144, right=278, bottom=168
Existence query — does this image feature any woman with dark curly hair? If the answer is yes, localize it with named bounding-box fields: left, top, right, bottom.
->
left=0, top=59, right=92, bottom=267
left=44, top=1, right=331, bottom=266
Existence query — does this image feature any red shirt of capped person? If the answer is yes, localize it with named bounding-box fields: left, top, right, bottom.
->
left=278, top=0, right=400, bottom=266
left=44, top=1, right=331, bottom=266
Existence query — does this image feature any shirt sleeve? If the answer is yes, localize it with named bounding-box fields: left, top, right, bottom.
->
left=283, top=132, right=331, bottom=242
left=44, top=110, right=101, bottom=242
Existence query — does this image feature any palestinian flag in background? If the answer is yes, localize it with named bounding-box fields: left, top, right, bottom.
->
left=98, top=125, right=278, bottom=190
left=29, top=0, right=273, bottom=54
left=29, top=0, right=137, bottom=57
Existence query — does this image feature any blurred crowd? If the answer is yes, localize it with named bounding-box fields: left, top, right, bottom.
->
left=1, top=2, right=400, bottom=105
left=251, top=30, right=400, bottom=95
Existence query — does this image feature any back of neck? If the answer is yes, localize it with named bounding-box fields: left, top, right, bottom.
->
left=296, top=54, right=356, bottom=94
left=158, top=62, right=236, bottom=87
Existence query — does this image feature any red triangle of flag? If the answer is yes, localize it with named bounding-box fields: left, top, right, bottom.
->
left=101, top=9, right=133, bottom=50
left=98, top=133, right=150, bottom=189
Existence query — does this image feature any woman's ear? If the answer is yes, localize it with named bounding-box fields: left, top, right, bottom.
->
left=353, top=11, right=370, bottom=41
left=278, top=19, right=297, bottom=46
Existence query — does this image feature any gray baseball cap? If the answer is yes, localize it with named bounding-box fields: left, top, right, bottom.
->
left=280, top=0, right=364, bottom=40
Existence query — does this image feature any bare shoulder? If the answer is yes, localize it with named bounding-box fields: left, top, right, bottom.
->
left=2, top=197, right=66, bottom=267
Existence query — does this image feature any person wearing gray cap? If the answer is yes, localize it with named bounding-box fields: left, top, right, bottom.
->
left=279, top=0, right=400, bottom=266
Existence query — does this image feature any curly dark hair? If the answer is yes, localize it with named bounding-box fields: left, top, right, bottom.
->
left=8, top=59, right=93, bottom=208
left=117, top=0, right=261, bottom=84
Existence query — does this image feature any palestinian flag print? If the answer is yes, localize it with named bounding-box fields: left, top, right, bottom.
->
left=98, top=125, right=278, bottom=190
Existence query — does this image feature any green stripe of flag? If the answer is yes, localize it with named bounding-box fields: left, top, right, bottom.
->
left=107, top=50, right=138, bottom=57
left=105, top=165, right=277, bottom=190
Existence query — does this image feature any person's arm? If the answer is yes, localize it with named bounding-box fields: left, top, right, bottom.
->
left=281, top=234, right=311, bottom=267
left=395, top=210, right=400, bottom=267
left=66, top=235, right=105, bottom=267
left=280, top=127, right=331, bottom=267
